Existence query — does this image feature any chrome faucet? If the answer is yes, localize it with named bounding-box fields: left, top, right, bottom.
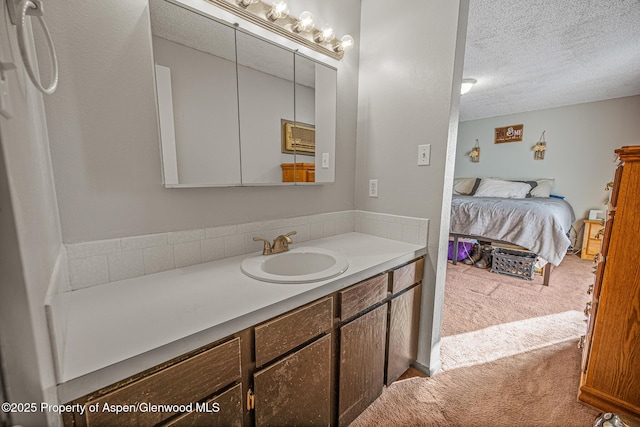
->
left=253, top=231, right=297, bottom=255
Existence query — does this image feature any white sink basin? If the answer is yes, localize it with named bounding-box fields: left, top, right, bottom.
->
left=241, top=247, right=349, bottom=284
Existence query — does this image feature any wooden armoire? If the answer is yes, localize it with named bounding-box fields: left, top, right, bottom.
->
left=578, top=145, right=640, bottom=417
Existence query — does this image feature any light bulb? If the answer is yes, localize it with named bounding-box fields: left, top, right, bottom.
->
left=236, top=0, right=258, bottom=7
left=334, top=34, right=354, bottom=52
left=314, top=24, right=335, bottom=43
left=321, top=24, right=335, bottom=42
left=293, top=11, right=314, bottom=32
left=267, top=1, right=289, bottom=21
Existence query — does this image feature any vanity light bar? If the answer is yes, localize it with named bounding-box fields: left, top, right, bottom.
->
left=205, top=0, right=353, bottom=60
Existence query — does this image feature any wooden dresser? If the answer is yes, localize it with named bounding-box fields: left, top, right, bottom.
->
left=578, top=145, right=640, bottom=417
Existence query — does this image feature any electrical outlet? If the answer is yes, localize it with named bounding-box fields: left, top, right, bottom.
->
left=369, top=179, right=378, bottom=197
left=418, top=144, right=430, bottom=166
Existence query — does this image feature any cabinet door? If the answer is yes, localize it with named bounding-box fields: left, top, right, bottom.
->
left=253, top=334, right=331, bottom=427
left=386, top=284, right=422, bottom=385
left=162, top=384, right=243, bottom=427
left=338, top=304, right=388, bottom=427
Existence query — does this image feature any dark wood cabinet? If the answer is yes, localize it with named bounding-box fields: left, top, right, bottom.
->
left=253, top=334, right=332, bottom=426
left=386, top=284, right=422, bottom=385
left=162, top=384, right=243, bottom=427
left=578, top=145, right=640, bottom=417
left=254, top=296, right=333, bottom=367
left=252, top=297, right=333, bottom=426
left=63, top=257, right=425, bottom=427
left=338, top=304, right=388, bottom=427
left=385, top=259, right=423, bottom=385
left=64, top=337, right=243, bottom=427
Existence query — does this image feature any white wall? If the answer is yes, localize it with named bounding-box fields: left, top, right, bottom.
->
left=41, top=0, right=361, bottom=243
left=356, top=0, right=468, bottom=374
left=456, top=96, right=640, bottom=222
left=153, top=36, right=242, bottom=185
left=0, top=9, right=64, bottom=426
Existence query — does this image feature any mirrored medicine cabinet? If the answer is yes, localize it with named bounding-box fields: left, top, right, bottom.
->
left=149, top=0, right=337, bottom=187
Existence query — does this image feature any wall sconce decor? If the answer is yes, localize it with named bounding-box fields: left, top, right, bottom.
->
left=469, top=139, right=480, bottom=162
left=207, top=0, right=354, bottom=60
left=533, top=131, right=547, bottom=160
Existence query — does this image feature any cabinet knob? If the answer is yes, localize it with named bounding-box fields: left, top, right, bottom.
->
left=584, top=302, right=592, bottom=317
left=587, top=284, right=594, bottom=295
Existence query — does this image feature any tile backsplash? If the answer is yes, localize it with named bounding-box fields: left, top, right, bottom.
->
left=65, top=210, right=428, bottom=290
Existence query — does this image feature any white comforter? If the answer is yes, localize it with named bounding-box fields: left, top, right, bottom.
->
left=450, top=196, right=576, bottom=266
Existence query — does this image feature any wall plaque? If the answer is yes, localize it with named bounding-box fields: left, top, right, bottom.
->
left=494, top=124, right=523, bottom=144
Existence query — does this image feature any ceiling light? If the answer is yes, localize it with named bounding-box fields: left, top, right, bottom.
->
left=461, top=78, right=476, bottom=95
left=292, top=11, right=314, bottom=33
left=266, top=1, right=289, bottom=21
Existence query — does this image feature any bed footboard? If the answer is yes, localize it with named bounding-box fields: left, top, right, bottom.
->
left=449, top=233, right=553, bottom=286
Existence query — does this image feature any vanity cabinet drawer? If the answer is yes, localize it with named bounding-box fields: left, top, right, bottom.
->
left=81, top=338, right=241, bottom=427
left=254, top=296, right=333, bottom=367
left=162, top=383, right=243, bottom=427
left=391, top=258, right=424, bottom=294
left=339, top=274, right=388, bottom=320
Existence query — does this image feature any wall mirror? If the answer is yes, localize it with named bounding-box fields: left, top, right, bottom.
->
left=236, top=31, right=295, bottom=185
left=148, top=0, right=337, bottom=187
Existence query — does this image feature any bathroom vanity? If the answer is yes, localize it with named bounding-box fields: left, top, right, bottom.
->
left=55, top=233, right=425, bottom=426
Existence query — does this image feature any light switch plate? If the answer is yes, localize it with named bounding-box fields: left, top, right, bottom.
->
left=322, top=152, right=329, bottom=169
left=418, top=144, right=430, bottom=166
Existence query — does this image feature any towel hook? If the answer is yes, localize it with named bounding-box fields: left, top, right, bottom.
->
left=12, top=0, right=59, bottom=94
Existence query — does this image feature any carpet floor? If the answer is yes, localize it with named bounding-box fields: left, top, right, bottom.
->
left=350, top=254, right=602, bottom=426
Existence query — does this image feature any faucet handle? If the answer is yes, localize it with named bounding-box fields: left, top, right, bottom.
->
left=278, top=231, right=297, bottom=245
left=253, top=237, right=272, bottom=255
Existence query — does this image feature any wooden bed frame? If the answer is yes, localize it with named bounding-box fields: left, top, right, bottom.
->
left=449, top=233, right=554, bottom=286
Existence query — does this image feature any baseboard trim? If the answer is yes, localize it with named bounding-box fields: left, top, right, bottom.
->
left=412, top=360, right=442, bottom=377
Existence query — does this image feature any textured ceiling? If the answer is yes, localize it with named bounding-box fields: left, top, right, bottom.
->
left=459, top=0, right=640, bottom=122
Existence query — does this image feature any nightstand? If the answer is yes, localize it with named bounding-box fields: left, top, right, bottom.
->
left=581, top=219, right=604, bottom=260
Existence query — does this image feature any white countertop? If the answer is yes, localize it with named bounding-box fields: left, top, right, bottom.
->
left=55, top=232, right=426, bottom=402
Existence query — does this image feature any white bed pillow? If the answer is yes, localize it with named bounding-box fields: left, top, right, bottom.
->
left=530, top=178, right=555, bottom=198
left=473, top=178, right=531, bottom=199
left=453, top=178, right=479, bottom=195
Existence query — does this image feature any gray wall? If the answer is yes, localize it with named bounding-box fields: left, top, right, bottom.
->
left=355, top=0, right=468, bottom=373
left=153, top=36, right=242, bottom=185
left=0, top=7, right=63, bottom=425
left=456, top=96, right=640, bottom=223
left=42, top=0, right=361, bottom=243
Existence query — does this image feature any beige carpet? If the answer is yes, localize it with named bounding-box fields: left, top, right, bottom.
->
left=350, top=254, right=601, bottom=426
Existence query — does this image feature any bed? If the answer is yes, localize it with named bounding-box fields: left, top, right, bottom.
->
left=448, top=177, right=576, bottom=285
left=450, top=195, right=575, bottom=266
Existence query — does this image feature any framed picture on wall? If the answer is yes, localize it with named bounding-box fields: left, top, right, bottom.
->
left=494, top=124, right=524, bottom=143
left=281, top=119, right=316, bottom=155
